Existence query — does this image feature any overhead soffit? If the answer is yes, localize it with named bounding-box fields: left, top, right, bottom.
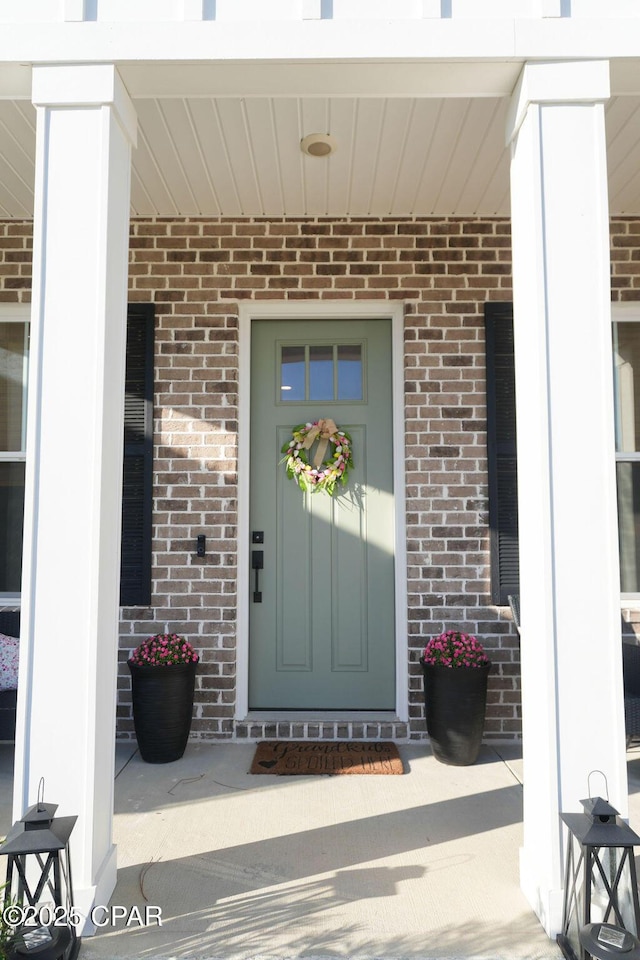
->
left=118, top=60, right=526, bottom=99
left=1, top=59, right=640, bottom=218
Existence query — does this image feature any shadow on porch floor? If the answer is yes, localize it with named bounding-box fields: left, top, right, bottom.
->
left=0, top=742, right=637, bottom=959
left=8, top=741, right=640, bottom=958
left=76, top=741, right=562, bottom=960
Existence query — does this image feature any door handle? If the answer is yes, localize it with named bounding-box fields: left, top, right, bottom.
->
left=252, top=550, right=264, bottom=603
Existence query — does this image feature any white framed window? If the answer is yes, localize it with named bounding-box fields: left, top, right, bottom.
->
left=613, top=303, right=640, bottom=599
left=0, top=303, right=155, bottom=608
left=0, top=305, right=29, bottom=601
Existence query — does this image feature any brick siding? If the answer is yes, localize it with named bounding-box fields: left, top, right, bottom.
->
left=1, top=216, right=638, bottom=742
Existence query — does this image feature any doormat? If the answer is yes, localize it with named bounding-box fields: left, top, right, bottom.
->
left=249, top=741, right=404, bottom=775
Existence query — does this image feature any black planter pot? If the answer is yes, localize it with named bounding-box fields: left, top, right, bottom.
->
left=419, top=658, right=491, bottom=766
left=128, top=659, right=199, bottom=763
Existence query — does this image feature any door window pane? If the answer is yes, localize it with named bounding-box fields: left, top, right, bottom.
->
left=309, top=346, right=334, bottom=401
left=337, top=345, right=363, bottom=400
left=0, top=462, right=25, bottom=594
left=281, top=346, right=305, bottom=402
left=279, top=341, right=365, bottom=403
left=0, top=322, right=27, bottom=452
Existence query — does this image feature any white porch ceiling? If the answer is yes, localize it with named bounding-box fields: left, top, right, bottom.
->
left=1, top=88, right=640, bottom=219
left=131, top=95, right=513, bottom=218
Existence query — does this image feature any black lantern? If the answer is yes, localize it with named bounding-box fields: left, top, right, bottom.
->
left=558, top=796, right=640, bottom=960
left=0, top=786, right=80, bottom=960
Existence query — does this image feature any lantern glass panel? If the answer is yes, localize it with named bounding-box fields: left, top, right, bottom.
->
left=591, top=847, right=639, bottom=935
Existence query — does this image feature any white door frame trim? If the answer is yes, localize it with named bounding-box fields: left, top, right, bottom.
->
left=236, top=300, right=408, bottom=722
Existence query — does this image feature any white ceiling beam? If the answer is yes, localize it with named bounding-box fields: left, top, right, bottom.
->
left=1, top=18, right=640, bottom=67
left=0, top=19, right=587, bottom=65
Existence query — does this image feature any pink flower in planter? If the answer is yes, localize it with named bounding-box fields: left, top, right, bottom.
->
left=129, top=633, right=199, bottom=666
left=422, top=630, right=489, bottom=668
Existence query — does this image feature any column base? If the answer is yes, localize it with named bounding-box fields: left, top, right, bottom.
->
left=520, top=845, right=565, bottom=939
left=75, top=843, right=117, bottom=936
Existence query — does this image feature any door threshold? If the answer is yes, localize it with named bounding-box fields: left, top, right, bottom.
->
left=236, top=712, right=409, bottom=742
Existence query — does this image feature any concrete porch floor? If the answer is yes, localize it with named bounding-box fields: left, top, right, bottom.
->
left=2, top=741, right=640, bottom=960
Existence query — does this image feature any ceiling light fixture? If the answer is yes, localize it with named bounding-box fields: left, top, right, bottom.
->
left=300, top=133, right=337, bottom=158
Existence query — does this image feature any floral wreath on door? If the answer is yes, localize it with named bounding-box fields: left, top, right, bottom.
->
left=281, top=418, right=353, bottom=496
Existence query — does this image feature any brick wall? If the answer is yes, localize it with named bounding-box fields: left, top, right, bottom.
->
left=126, top=216, right=518, bottom=743
left=2, top=216, right=639, bottom=742
left=611, top=219, right=640, bottom=299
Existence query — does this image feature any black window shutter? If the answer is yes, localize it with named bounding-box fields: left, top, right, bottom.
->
left=485, top=302, right=519, bottom=606
left=120, top=304, right=154, bottom=606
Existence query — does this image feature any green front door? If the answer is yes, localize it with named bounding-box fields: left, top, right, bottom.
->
left=249, top=319, right=396, bottom=710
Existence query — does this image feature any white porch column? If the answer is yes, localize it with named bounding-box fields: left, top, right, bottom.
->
left=506, top=60, right=627, bottom=937
left=15, top=64, right=136, bottom=928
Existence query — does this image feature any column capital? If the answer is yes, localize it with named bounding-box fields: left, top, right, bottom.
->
left=506, top=59, right=610, bottom=146
left=31, top=63, right=137, bottom=146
